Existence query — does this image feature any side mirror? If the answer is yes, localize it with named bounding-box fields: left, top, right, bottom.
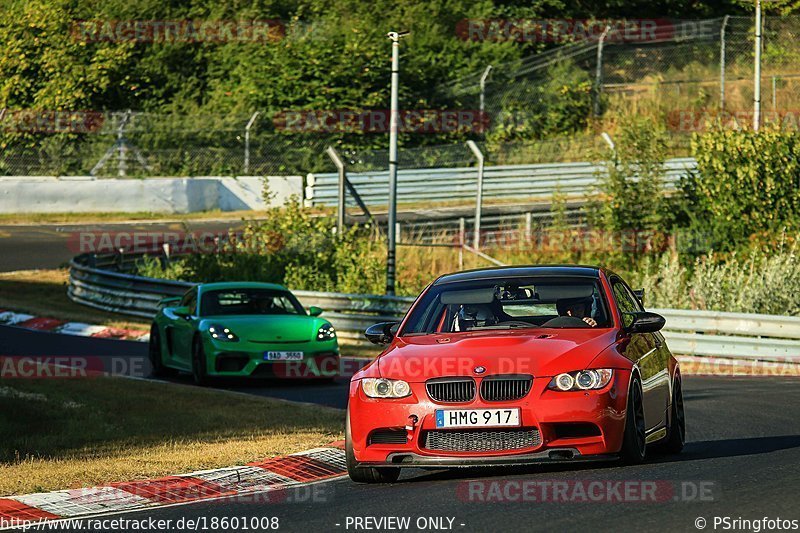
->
left=624, top=311, right=665, bottom=334
left=365, top=322, right=399, bottom=345
left=173, top=305, right=192, bottom=319
left=633, top=288, right=645, bottom=305
left=160, top=296, right=181, bottom=307
left=308, top=306, right=323, bottom=317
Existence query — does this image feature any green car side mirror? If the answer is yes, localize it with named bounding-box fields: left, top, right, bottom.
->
left=173, top=305, right=192, bottom=318
left=308, top=306, right=323, bottom=316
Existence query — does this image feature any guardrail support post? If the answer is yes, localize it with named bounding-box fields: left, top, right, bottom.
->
left=466, top=140, right=485, bottom=250
left=525, top=212, right=532, bottom=243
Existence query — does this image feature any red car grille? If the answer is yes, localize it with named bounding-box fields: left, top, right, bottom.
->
left=423, top=428, right=541, bottom=452
left=480, top=375, right=532, bottom=402
left=426, top=378, right=476, bottom=403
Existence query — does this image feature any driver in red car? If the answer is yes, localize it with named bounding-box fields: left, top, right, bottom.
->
left=557, top=298, right=598, bottom=327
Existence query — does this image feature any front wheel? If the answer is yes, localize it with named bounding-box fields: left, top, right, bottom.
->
left=148, top=325, right=169, bottom=377
left=191, top=337, right=210, bottom=386
left=346, top=411, right=400, bottom=484
left=619, top=375, right=646, bottom=464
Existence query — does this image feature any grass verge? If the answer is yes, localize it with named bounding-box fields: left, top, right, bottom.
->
left=0, top=269, right=149, bottom=331
left=0, top=377, right=344, bottom=496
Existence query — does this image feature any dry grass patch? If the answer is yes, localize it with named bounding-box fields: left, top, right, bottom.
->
left=0, top=378, right=344, bottom=496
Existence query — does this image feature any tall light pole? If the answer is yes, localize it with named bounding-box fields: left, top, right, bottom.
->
left=386, top=31, right=408, bottom=296
left=754, top=0, right=762, bottom=131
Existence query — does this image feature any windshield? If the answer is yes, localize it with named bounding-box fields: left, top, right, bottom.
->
left=200, top=288, right=305, bottom=317
left=401, top=276, right=611, bottom=335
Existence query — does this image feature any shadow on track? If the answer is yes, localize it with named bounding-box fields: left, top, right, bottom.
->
left=386, top=435, right=800, bottom=484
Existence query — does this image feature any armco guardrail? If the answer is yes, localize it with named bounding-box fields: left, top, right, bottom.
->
left=68, top=253, right=800, bottom=358
left=305, top=158, right=697, bottom=207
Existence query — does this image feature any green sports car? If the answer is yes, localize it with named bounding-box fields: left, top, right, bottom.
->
left=148, top=282, right=340, bottom=384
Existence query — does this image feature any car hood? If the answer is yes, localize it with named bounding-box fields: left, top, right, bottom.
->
left=377, top=328, right=618, bottom=381
left=199, top=315, right=325, bottom=343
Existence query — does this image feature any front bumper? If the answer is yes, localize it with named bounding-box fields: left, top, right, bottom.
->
left=373, top=449, right=618, bottom=468
left=203, top=337, right=339, bottom=378
left=348, top=370, right=630, bottom=466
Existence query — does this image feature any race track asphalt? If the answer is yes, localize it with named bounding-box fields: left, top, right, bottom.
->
left=4, top=326, right=800, bottom=532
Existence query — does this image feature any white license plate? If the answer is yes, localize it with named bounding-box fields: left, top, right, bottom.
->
left=264, top=351, right=304, bottom=361
left=435, top=408, right=521, bottom=429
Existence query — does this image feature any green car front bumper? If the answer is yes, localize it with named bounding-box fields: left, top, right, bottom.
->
left=202, top=336, right=340, bottom=379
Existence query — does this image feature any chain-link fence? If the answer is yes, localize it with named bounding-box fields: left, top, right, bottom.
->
left=447, top=16, right=800, bottom=143
left=1, top=16, right=797, bottom=178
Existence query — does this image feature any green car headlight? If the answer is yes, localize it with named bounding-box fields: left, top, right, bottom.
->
left=208, top=325, right=239, bottom=342
left=317, top=323, right=336, bottom=341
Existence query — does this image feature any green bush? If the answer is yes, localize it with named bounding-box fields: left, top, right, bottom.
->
left=134, top=199, right=386, bottom=294
left=590, top=118, right=670, bottom=234
left=488, top=60, right=593, bottom=143
left=678, top=127, right=800, bottom=249
left=633, top=238, right=800, bottom=315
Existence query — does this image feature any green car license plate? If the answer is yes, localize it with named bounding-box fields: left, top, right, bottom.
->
left=264, top=351, right=304, bottom=361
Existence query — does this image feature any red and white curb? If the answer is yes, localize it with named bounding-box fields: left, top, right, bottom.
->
left=0, top=310, right=148, bottom=342
left=0, top=444, right=347, bottom=529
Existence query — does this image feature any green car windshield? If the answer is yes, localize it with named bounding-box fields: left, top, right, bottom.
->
left=200, top=288, right=305, bottom=317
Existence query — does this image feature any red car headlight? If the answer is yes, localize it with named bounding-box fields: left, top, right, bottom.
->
left=549, top=369, right=614, bottom=391
left=361, top=378, right=411, bottom=399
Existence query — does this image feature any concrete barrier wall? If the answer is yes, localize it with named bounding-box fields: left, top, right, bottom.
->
left=0, top=175, right=303, bottom=214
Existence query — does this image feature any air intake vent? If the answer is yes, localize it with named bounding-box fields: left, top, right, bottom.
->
left=368, top=429, right=408, bottom=445
left=423, top=428, right=541, bottom=452
left=426, top=378, right=476, bottom=403
left=480, top=375, right=533, bottom=402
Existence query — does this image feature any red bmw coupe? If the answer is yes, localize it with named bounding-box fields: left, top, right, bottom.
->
left=346, top=266, right=685, bottom=483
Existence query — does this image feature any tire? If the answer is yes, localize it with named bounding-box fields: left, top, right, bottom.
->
left=619, top=375, right=647, bottom=465
left=663, top=373, right=686, bottom=453
left=345, top=411, right=401, bottom=484
left=148, top=325, right=169, bottom=377
left=191, top=336, right=210, bottom=386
